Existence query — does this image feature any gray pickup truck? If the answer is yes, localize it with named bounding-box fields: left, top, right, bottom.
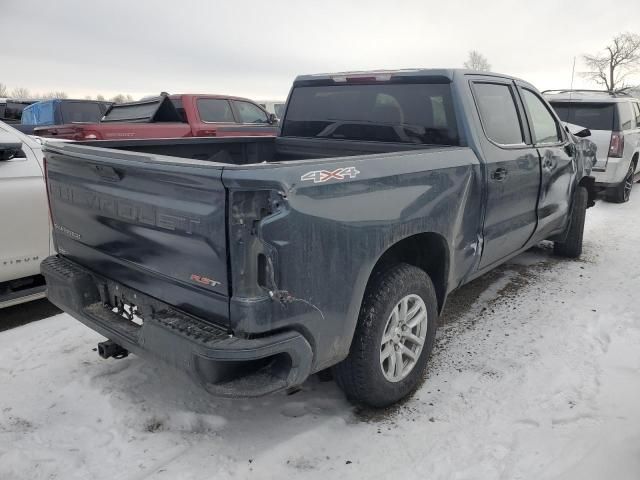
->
left=41, top=69, right=596, bottom=407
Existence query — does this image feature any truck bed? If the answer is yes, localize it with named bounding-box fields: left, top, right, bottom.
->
left=43, top=136, right=471, bottom=332
left=78, top=136, right=442, bottom=165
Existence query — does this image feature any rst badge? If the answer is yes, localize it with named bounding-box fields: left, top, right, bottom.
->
left=301, top=166, right=360, bottom=183
left=190, top=274, right=221, bottom=288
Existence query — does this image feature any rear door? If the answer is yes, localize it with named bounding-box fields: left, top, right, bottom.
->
left=190, top=97, right=238, bottom=137
left=517, top=85, right=576, bottom=240
left=470, top=80, right=541, bottom=269
left=44, top=143, right=230, bottom=324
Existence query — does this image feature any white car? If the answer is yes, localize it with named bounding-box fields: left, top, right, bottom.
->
left=545, top=90, right=640, bottom=203
left=257, top=100, right=285, bottom=119
left=0, top=121, right=53, bottom=308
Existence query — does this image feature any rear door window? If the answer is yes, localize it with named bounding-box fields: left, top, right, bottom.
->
left=234, top=101, right=269, bottom=124
left=521, top=89, right=562, bottom=144
left=197, top=99, right=235, bottom=123
left=473, top=82, right=524, bottom=145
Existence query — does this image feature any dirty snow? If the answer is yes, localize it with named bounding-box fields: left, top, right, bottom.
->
left=1, top=195, right=640, bottom=480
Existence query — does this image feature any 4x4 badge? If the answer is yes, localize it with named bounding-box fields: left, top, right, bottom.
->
left=301, top=166, right=360, bottom=183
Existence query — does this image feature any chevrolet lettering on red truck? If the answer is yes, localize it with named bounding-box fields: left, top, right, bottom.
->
left=41, top=69, right=596, bottom=407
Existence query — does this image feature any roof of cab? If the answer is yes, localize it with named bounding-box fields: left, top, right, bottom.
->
left=293, top=68, right=528, bottom=85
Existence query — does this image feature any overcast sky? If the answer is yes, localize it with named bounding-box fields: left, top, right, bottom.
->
left=2, top=0, right=639, bottom=101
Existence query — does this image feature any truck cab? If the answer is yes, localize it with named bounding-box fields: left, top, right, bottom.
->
left=0, top=98, right=36, bottom=125
left=18, top=99, right=112, bottom=135
left=34, top=94, right=278, bottom=141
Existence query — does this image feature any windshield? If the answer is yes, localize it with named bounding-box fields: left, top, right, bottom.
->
left=61, top=102, right=106, bottom=123
left=282, top=83, right=459, bottom=145
left=550, top=102, right=615, bottom=131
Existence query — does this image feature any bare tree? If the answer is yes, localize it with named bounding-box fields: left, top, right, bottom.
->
left=96, top=94, right=106, bottom=102
left=37, top=91, right=68, bottom=100
left=582, top=33, right=640, bottom=91
left=0, top=83, right=8, bottom=97
left=11, top=87, right=31, bottom=99
left=109, top=94, right=134, bottom=104
left=464, top=50, right=491, bottom=71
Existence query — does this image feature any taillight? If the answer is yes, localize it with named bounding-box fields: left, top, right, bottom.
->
left=332, top=73, right=393, bottom=83
left=608, top=132, right=624, bottom=158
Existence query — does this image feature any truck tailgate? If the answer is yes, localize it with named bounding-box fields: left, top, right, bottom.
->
left=44, top=143, right=230, bottom=325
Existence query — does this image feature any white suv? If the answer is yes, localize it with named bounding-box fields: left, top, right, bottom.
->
left=0, top=121, right=53, bottom=308
left=545, top=90, right=640, bottom=203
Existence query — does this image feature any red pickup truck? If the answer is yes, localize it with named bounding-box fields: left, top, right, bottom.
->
left=34, top=94, right=278, bottom=141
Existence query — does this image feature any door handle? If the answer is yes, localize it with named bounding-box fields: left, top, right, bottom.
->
left=491, top=167, right=508, bottom=181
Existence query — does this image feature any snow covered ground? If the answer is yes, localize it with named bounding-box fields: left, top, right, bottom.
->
left=1, top=194, right=639, bottom=480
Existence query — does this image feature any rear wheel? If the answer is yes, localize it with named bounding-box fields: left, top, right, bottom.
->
left=554, top=186, right=587, bottom=258
left=606, top=162, right=634, bottom=203
left=333, top=263, right=438, bottom=407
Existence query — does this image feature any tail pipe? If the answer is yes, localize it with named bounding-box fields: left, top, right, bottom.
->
left=97, top=340, right=129, bottom=359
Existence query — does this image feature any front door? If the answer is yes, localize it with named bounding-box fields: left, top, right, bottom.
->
left=517, top=85, right=575, bottom=240
left=470, top=80, right=541, bottom=269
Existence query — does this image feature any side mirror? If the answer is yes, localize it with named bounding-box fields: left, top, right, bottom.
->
left=574, top=128, right=591, bottom=138
left=268, top=113, right=279, bottom=125
left=0, top=142, right=22, bottom=161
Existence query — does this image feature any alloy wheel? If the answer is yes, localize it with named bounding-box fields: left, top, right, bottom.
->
left=380, top=294, right=428, bottom=382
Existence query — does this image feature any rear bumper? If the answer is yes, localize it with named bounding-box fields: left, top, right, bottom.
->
left=592, top=156, right=632, bottom=187
left=41, top=255, right=313, bottom=396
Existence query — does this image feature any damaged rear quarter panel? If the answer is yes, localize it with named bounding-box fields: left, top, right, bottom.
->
left=222, top=147, right=483, bottom=372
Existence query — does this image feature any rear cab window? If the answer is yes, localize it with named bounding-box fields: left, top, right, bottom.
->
left=22, top=102, right=55, bottom=125
left=282, top=83, right=459, bottom=145
left=60, top=102, right=107, bottom=123
left=1, top=101, right=30, bottom=122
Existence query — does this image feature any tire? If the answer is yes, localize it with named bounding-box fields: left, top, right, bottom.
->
left=554, top=186, right=587, bottom=258
left=606, top=162, right=634, bottom=203
left=333, top=263, right=438, bottom=407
